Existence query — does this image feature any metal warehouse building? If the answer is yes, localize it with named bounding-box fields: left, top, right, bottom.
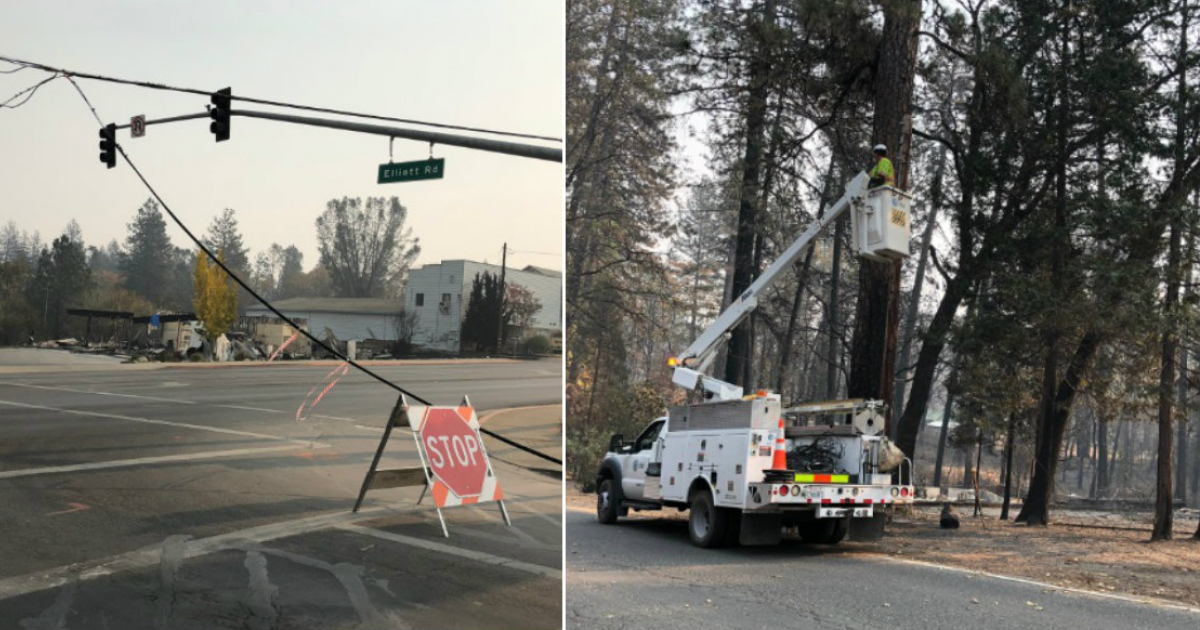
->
left=405, top=260, right=562, bottom=352
left=244, top=298, right=404, bottom=342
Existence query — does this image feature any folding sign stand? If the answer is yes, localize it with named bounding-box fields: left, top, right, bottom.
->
left=353, top=394, right=510, bottom=538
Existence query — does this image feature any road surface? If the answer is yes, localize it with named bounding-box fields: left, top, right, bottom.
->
left=0, top=351, right=562, bottom=629
left=565, top=506, right=1199, bottom=630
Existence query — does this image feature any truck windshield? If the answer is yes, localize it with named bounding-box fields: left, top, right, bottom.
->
left=634, top=420, right=664, bottom=451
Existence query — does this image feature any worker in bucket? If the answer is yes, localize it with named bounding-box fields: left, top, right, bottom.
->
left=868, top=144, right=895, bottom=188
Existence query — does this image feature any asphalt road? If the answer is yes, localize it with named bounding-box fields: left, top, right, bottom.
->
left=565, top=508, right=1199, bottom=630
left=0, top=352, right=563, bottom=629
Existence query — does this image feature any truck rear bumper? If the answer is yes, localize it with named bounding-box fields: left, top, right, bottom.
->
left=747, top=483, right=913, bottom=513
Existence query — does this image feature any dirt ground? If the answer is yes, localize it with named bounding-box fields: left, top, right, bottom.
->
left=566, top=487, right=1200, bottom=607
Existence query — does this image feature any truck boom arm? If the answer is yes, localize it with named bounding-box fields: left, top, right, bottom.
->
left=672, top=172, right=871, bottom=398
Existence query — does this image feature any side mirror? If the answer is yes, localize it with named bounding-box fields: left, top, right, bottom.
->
left=609, top=434, right=624, bottom=452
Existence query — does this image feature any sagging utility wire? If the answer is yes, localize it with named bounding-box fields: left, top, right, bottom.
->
left=115, top=142, right=561, bottom=466
left=45, top=74, right=562, bottom=468
left=0, top=55, right=561, bottom=143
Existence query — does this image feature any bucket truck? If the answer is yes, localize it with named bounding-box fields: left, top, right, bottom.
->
left=595, top=173, right=917, bottom=547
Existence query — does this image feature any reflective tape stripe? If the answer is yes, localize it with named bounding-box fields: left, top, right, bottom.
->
left=793, top=473, right=850, bottom=484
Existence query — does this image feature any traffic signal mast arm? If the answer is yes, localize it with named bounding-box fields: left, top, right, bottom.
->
left=671, top=172, right=871, bottom=400
left=102, top=104, right=561, bottom=163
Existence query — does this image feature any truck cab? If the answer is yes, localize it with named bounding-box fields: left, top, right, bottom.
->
left=596, top=418, right=664, bottom=515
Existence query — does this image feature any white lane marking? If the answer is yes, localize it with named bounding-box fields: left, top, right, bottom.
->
left=516, top=501, right=561, bottom=525
left=465, top=506, right=555, bottom=550
left=314, top=414, right=362, bottom=423
left=0, top=399, right=327, bottom=447
left=866, top=554, right=1200, bottom=615
left=0, top=496, right=553, bottom=600
left=216, top=405, right=283, bottom=414
left=336, top=523, right=561, bottom=579
left=0, top=506, right=395, bottom=601
left=477, top=404, right=560, bottom=425
left=0, top=444, right=313, bottom=480
left=0, top=381, right=196, bottom=404
left=433, top=509, right=558, bottom=552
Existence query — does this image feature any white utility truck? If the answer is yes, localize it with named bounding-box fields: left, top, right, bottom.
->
left=595, top=173, right=916, bottom=547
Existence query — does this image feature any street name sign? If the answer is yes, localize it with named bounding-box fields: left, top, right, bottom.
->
left=378, top=158, right=445, bottom=184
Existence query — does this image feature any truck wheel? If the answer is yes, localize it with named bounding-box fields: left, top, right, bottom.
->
left=688, top=488, right=728, bottom=548
left=798, top=518, right=850, bottom=544
left=798, top=519, right=835, bottom=544
left=597, top=479, right=619, bottom=524
left=825, top=517, right=849, bottom=544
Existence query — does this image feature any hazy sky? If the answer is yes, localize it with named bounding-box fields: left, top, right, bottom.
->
left=0, top=1, right=563, bottom=274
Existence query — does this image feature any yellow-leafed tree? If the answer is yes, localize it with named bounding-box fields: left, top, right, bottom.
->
left=193, top=249, right=237, bottom=341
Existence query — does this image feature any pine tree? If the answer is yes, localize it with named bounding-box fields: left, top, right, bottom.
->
left=203, top=208, right=250, bottom=274
left=120, top=200, right=175, bottom=307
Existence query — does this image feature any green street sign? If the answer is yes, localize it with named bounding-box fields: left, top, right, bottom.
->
left=378, top=158, right=445, bottom=184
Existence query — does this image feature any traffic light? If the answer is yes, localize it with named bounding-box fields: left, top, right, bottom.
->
left=98, top=123, right=116, bottom=169
left=210, top=87, right=231, bottom=142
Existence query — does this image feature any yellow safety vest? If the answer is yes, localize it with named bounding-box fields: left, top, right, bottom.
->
left=870, top=157, right=895, bottom=186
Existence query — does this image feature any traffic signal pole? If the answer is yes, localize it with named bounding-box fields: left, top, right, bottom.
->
left=108, top=108, right=561, bottom=163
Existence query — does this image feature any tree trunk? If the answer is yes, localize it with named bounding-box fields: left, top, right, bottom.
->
left=724, top=0, right=776, bottom=388
left=1001, top=412, right=1017, bottom=520
left=932, top=366, right=958, bottom=489
left=892, top=147, right=946, bottom=439
left=1152, top=213, right=1183, bottom=540
left=848, top=0, right=920, bottom=427
left=826, top=216, right=847, bottom=399
left=973, top=434, right=983, bottom=517
left=1192, top=418, right=1200, bottom=506
left=1176, top=351, right=1188, bottom=503
left=1096, top=415, right=1109, bottom=497
left=1017, top=332, right=1102, bottom=525
left=962, top=446, right=972, bottom=489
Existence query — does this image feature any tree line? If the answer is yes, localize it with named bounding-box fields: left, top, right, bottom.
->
left=0, top=195, right=421, bottom=345
left=567, top=0, right=1200, bottom=539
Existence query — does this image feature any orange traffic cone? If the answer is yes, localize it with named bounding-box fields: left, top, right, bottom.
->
left=771, top=416, right=788, bottom=470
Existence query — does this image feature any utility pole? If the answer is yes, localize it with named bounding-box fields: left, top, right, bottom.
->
left=495, top=243, right=507, bottom=355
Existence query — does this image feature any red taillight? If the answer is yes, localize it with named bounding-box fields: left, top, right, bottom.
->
left=779, top=485, right=789, bottom=496
left=900, top=487, right=910, bottom=497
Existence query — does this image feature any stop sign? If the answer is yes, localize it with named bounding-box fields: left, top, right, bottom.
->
left=421, top=407, right=487, bottom=498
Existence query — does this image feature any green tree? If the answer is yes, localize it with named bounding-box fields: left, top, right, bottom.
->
left=203, top=209, right=250, bottom=274
left=120, top=199, right=175, bottom=307
left=0, top=258, right=36, bottom=344
left=29, top=232, right=92, bottom=339
left=316, top=197, right=420, bottom=298
left=462, top=272, right=503, bottom=352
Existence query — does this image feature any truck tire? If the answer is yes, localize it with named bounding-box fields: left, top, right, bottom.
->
left=825, top=517, right=849, bottom=544
left=798, top=519, right=835, bottom=544
left=688, top=488, right=728, bottom=548
left=597, top=479, right=619, bottom=524
left=798, top=517, right=850, bottom=544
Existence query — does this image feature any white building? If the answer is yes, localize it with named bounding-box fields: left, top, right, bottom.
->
left=244, top=298, right=403, bottom=342
left=405, top=260, right=562, bottom=352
